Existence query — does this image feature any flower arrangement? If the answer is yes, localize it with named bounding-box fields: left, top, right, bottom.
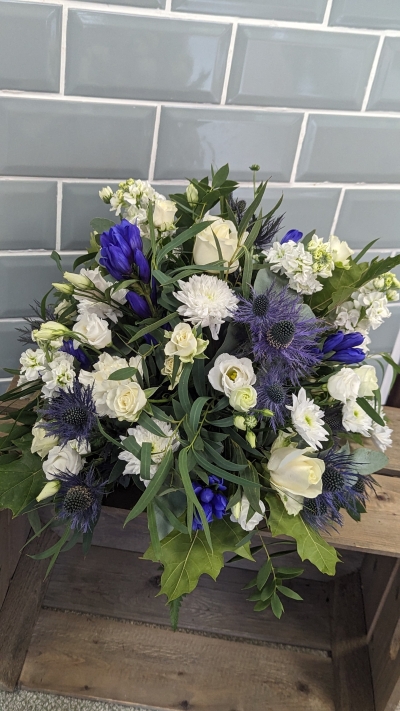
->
left=1, top=165, right=400, bottom=624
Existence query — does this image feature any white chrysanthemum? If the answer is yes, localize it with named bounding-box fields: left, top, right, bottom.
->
left=18, top=348, right=47, bottom=385
left=342, top=400, right=372, bottom=436
left=79, top=352, right=142, bottom=418
left=370, top=410, right=393, bottom=452
left=174, top=274, right=238, bottom=339
left=118, top=419, right=180, bottom=485
left=41, top=353, right=75, bottom=398
left=286, top=388, right=328, bottom=450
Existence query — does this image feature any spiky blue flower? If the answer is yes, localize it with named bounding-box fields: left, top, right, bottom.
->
left=256, top=367, right=291, bottom=431
left=55, top=465, right=105, bottom=533
left=192, top=475, right=228, bottom=530
left=40, top=379, right=97, bottom=446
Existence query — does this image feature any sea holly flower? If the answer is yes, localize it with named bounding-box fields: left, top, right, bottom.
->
left=55, top=465, right=106, bottom=533
left=286, top=388, right=328, bottom=450
left=174, top=274, right=238, bottom=340
left=256, top=367, right=291, bottom=432
left=39, top=380, right=97, bottom=447
left=192, top=476, right=228, bottom=530
left=99, top=219, right=150, bottom=283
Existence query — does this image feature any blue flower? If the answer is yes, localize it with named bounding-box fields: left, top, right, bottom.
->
left=60, top=339, right=91, bottom=370
left=40, top=379, right=97, bottom=447
left=322, top=331, right=365, bottom=364
left=256, top=367, right=291, bottom=431
left=281, top=229, right=303, bottom=244
left=126, top=291, right=152, bottom=319
left=99, top=219, right=150, bottom=283
left=192, top=475, right=228, bottom=530
left=55, top=465, right=105, bottom=533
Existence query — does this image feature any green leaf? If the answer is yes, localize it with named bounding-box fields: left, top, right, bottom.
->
left=350, top=447, right=388, bottom=475
left=140, top=441, right=152, bottom=482
left=178, top=448, right=211, bottom=548
left=154, top=493, right=188, bottom=537
left=271, top=593, right=284, bottom=618
left=254, top=599, right=271, bottom=611
left=353, top=239, right=379, bottom=264
left=256, top=560, right=272, bottom=590
left=0, top=451, right=45, bottom=515
left=169, top=595, right=185, bottom=631
left=203, top=441, right=248, bottom=472
left=266, top=494, right=340, bottom=576
left=212, top=163, right=230, bottom=189
left=147, top=501, right=162, bottom=561
left=157, top=221, right=212, bottom=264
left=143, top=517, right=254, bottom=602
left=107, top=367, right=138, bottom=381
left=73, top=252, right=98, bottom=270
left=128, top=313, right=178, bottom=343
left=124, top=450, right=173, bottom=524
left=189, top=397, right=210, bottom=433
left=178, top=363, right=193, bottom=414
left=192, top=450, right=259, bottom=488
left=237, top=182, right=267, bottom=238
left=137, top=412, right=168, bottom=438
left=50, top=250, right=62, bottom=272
left=356, top=397, right=385, bottom=426
left=90, top=217, right=115, bottom=233
left=277, top=585, right=303, bottom=601
left=242, top=247, right=253, bottom=298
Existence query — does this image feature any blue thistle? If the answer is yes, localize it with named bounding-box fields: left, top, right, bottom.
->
left=55, top=465, right=105, bottom=533
left=192, top=475, right=228, bottom=530
left=256, top=367, right=291, bottom=431
left=40, top=380, right=97, bottom=447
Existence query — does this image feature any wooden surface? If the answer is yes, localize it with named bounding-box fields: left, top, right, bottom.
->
left=44, top=544, right=331, bottom=651
left=0, top=510, right=30, bottom=609
left=330, top=571, right=375, bottom=711
left=20, top=607, right=335, bottom=711
left=379, top=407, right=400, bottom=476
left=0, top=527, right=59, bottom=691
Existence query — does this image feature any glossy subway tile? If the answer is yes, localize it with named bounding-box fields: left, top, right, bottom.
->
left=0, top=182, right=57, bottom=250
left=172, top=0, right=328, bottom=23
left=336, top=190, right=400, bottom=249
left=367, top=38, right=400, bottom=112
left=329, top=0, right=400, bottom=30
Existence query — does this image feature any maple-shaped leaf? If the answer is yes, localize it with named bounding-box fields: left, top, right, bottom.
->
left=0, top=451, right=45, bottom=515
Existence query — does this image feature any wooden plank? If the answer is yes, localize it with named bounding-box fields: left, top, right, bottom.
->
left=0, top=527, right=59, bottom=691
left=380, top=407, right=400, bottom=476
left=20, top=607, right=335, bottom=711
left=44, top=544, right=331, bottom=651
left=361, top=555, right=398, bottom=633
left=0, top=510, right=30, bottom=609
left=330, top=571, right=375, bottom=711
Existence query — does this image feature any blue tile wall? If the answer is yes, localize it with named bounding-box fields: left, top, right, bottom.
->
left=0, top=322, right=26, bottom=378
left=1, top=0, right=400, bottom=382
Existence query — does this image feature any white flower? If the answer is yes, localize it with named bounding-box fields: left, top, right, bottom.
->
left=268, top=446, right=325, bottom=515
left=208, top=354, right=256, bottom=396
left=230, top=495, right=265, bottom=531
left=286, top=388, right=328, bottom=450
left=73, top=313, right=112, bottom=350
left=164, top=323, right=208, bottom=363
left=118, top=419, right=180, bottom=485
left=54, top=299, right=75, bottom=321
left=18, top=348, right=47, bottom=384
left=334, top=301, right=361, bottom=332
left=42, top=443, right=84, bottom=481
left=371, top=418, right=393, bottom=452
left=186, top=183, right=198, bottom=205
left=174, top=274, right=238, bottom=340
left=79, top=353, right=142, bottom=417
left=307, top=235, right=335, bottom=278
left=106, top=382, right=147, bottom=422
left=327, top=367, right=361, bottom=403
left=229, top=386, right=258, bottom=413
left=36, top=480, right=61, bottom=502
left=68, top=439, right=91, bottom=456
left=264, top=241, right=322, bottom=295
left=99, top=186, right=113, bottom=204
left=342, top=400, right=372, bottom=436
left=161, top=355, right=183, bottom=389
left=357, top=365, right=379, bottom=397
left=41, top=354, right=75, bottom=398
left=63, top=271, right=93, bottom=290
left=153, top=198, right=177, bottom=231
left=193, top=214, right=242, bottom=273
left=32, top=321, right=70, bottom=345
left=328, top=235, right=354, bottom=268
left=31, top=421, right=59, bottom=458
left=74, top=267, right=127, bottom=324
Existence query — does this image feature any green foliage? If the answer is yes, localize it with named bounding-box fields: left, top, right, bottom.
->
left=0, top=451, right=46, bottom=515
left=350, top=447, right=388, bottom=475
left=90, top=217, right=115, bottom=234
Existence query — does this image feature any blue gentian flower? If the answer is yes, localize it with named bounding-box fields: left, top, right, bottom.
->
left=99, top=219, right=150, bottom=283
left=60, top=338, right=91, bottom=370
left=40, top=379, right=97, bottom=447
left=126, top=291, right=152, bottom=319
left=55, top=465, right=105, bottom=533
left=322, top=331, right=365, bottom=364
left=281, top=229, right=303, bottom=244
left=256, top=367, right=291, bottom=431
left=192, top=475, right=228, bottom=530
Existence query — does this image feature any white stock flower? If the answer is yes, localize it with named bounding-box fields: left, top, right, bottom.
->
left=229, top=385, right=258, bottom=413
left=41, top=354, right=75, bottom=398
left=342, top=401, right=372, bottom=436
left=193, top=214, right=242, bottom=273
left=357, top=365, right=379, bottom=397
left=118, top=419, right=180, bottom=484
left=264, top=241, right=322, bottom=295
left=327, top=367, right=361, bottom=403
left=153, top=198, right=177, bottom=231
left=307, top=235, right=335, bottom=278
left=18, top=348, right=47, bottom=384
left=328, top=235, right=354, bottom=268
left=42, top=443, right=84, bottom=481
left=164, top=323, right=208, bottom=363
left=106, top=381, right=147, bottom=422
left=268, top=446, right=325, bottom=515
left=31, top=421, right=59, bottom=458
left=73, top=313, right=112, bottom=349
left=334, top=301, right=361, bottom=332
left=208, top=354, right=256, bottom=396
left=286, top=388, right=328, bottom=450
left=174, top=274, right=238, bottom=340
left=230, top=495, right=265, bottom=531
left=79, top=353, right=142, bottom=417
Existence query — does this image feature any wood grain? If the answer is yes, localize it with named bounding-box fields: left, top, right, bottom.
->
left=330, top=571, right=375, bottom=711
left=20, top=607, right=335, bottom=711
left=0, top=527, right=59, bottom=691
left=380, top=407, right=400, bottom=476
left=0, top=510, right=30, bottom=609
left=44, top=544, right=331, bottom=651
left=361, top=554, right=398, bottom=633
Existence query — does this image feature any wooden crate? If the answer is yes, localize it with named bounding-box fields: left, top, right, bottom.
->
left=0, top=409, right=400, bottom=711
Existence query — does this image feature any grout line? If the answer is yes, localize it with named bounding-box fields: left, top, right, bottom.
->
left=0, top=250, right=84, bottom=256
left=322, top=0, right=333, bottom=26
left=0, top=318, right=26, bottom=323
left=361, top=35, right=385, bottom=112
left=0, top=378, right=12, bottom=382
left=148, top=105, right=162, bottom=182
left=330, top=187, right=346, bottom=234
left=220, top=22, right=238, bottom=106
left=164, top=0, right=172, bottom=10
left=59, top=5, right=68, bottom=95
left=55, top=181, right=63, bottom=251
left=289, top=113, right=308, bottom=184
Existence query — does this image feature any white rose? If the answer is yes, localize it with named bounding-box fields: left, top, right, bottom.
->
left=327, top=367, right=361, bottom=403
left=106, top=382, right=147, bottom=422
left=164, top=323, right=208, bottom=363
left=268, top=446, right=325, bottom=515
left=342, top=400, right=372, bottom=436
left=31, top=422, right=59, bottom=458
left=328, top=235, right=354, bottom=268
left=42, top=444, right=84, bottom=481
left=230, top=495, right=265, bottom=531
left=193, top=214, right=241, bottom=273
left=356, top=364, right=379, bottom=397
left=208, top=353, right=256, bottom=396
left=161, top=355, right=183, bottom=388
left=229, top=385, right=257, bottom=413
left=73, top=313, right=112, bottom=349
left=153, top=199, right=177, bottom=231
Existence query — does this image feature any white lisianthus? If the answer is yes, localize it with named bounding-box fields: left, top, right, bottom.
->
left=41, top=354, right=75, bottom=398
left=229, top=385, right=257, bottom=413
left=18, top=348, right=47, bottom=384
left=268, top=446, right=325, bottom=515
left=42, top=443, right=84, bottom=481
left=32, top=321, right=70, bottom=344
left=342, top=401, right=372, bottom=436
left=208, top=354, right=256, bottom=396
left=118, top=419, right=180, bottom=484
left=53, top=282, right=74, bottom=295
left=153, top=198, right=177, bottom=231
left=286, top=388, right=328, bottom=450
left=174, top=274, right=238, bottom=340
left=73, top=313, right=112, bottom=350
left=63, top=271, right=93, bottom=290
left=36, top=480, right=61, bottom=502
left=356, top=365, right=379, bottom=397
left=328, top=235, right=354, bottom=268
left=31, top=421, right=59, bottom=458
left=106, top=382, right=147, bottom=422
left=54, top=299, right=76, bottom=321
left=230, top=494, right=265, bottom=531
left=327, top=367, right=361, bottom=403
left=68, top=439, right=91, bottom=456
left=186, top=183, right=198, bottom=205
left=79, top=353, right=142, bottom=417
left=164, top=323, right=208, bottom=363
left=161, top=355, right=183, bottom=389
left=193, top=213, right=242, bottom=273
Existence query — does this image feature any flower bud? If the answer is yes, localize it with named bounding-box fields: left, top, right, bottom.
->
left=249, top=164, right=260, bottom=172
left=234, top=415, right=246, bottom=431
left=99, top=186, right=114, bottom=204
left=33, top=321, right=70, bottom=343
left=387, top=289, right=399, bottom=302
left=63, top=271, right=93, bottom=290
left=246, top=430, right=256, bottom=448
left=245, top=415, right=257, bottom=430
left=36, top=480, right=61, bottom=502
left=260, top=408, right=274, bottom=417
left=52, top=282, right=74, bottom=294
left=186, top=183, right=199, bottom=205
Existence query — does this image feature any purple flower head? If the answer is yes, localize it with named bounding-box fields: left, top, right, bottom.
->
left=126, top=291, right=152, bottom=319
left=256, top=367, right=291, bottom=431
left=99, top=219, right=150, bottom=283
left=323, top=406, right=344, bottom=436
left=322, top=331, right=365, bottom=364
left=60, top=338, right=91, bottom=370
left=281, top=229, right=303, bottom=245
left=39, top=379, right=97, bottom=447
left=192, top=475, right=228, bottom=530
left=55, top=465, right=105, bottom=533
